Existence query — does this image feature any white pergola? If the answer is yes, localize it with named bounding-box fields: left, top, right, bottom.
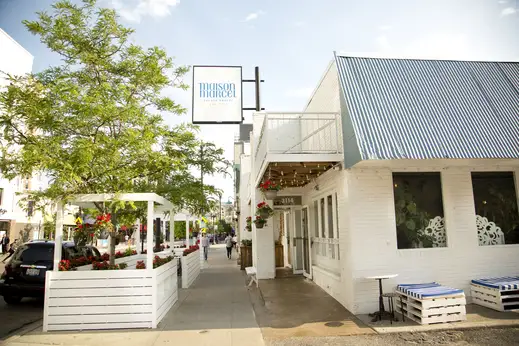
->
left=53, top=193, right=175, bottom=270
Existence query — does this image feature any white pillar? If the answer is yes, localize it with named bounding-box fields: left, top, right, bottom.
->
left=185, top=214, right=189, bottom=246
left=254, top=196, right=276, bottom=279
left=135, top=219, right=141, bottom=254
left=146, top=201, right=154, bottom=268
left=169, top=210, right=174, bottom=250
left=53, top=202, right=64, bottom=271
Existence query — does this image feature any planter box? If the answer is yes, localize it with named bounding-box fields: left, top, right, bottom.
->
left=239, top=246, right=253, bottom=270
left=43, top=259, right=178, bottom=331
left=75, top=254, right=146, bottom=271
left=275, top=244, right=284, bottom=268
left=180, top=250, right=200, bottom=288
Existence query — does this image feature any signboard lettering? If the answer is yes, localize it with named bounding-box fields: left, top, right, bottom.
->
left=192, top=66, right=243, bottom=124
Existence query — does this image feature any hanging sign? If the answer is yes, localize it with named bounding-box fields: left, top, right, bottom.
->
left=192, top=65, right=243, bottom=124
left=273, top=196, right=302, bottom=207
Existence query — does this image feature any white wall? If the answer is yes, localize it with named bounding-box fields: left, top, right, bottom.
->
left=300, top=62, right=342, bottom=153
left=0, top=29, right=44, bottom=235
left=346, top=161, right=519, bottom=314
left=239, top=154, right=252, bottom=241
left=297, top=168, right=354, bottom=311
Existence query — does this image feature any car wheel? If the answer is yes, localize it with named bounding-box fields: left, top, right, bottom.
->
left=4, top=295, right=22, bottom=304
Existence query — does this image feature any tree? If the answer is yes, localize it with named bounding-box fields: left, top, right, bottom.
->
left=0, top=0, right=202, bottom=264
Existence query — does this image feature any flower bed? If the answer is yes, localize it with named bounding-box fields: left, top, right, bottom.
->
left=182, top=245, right=199, bottom=256
left=43, top=255, right=178, bottom=332
left=180, top=248, right=200, bottom=288
left=134, top=255, right=174, bottom=269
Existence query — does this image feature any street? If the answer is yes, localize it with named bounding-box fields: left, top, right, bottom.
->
left=0, top=262, right=43, bottom=340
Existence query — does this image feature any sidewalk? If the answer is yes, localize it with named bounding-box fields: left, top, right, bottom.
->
left=4, top=245, right=265, bottom=346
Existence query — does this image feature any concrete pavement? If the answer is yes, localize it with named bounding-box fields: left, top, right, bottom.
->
left=3, top=244, right=264, bottom=346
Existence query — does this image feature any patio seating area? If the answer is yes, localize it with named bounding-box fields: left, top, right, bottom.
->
left=471, top=276, right=519, bottom=312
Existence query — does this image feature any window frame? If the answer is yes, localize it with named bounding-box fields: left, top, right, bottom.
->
left=392, top=171, right=447, bottom=250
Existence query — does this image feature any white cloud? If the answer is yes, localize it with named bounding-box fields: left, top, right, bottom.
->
left=243, top=10, right=265, bottom=22
left=294, top=21, right=306, bottom=27
left=379, top=25, right=392, bottom=31
left=501, top=7, right=517, bottom=16
left=285, top=87, right=314, bottom=98
left=376, top=34, right=391, bottom=50
left=110, top=0, right=180, bottom=23
left=498, top=0, right=508, bottom=4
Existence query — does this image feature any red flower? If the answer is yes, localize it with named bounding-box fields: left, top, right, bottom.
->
left=78, top=224, right=83, bottom=229
left=90, top=233, right=95, bottom=237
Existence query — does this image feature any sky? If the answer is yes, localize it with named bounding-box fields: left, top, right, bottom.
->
left=0, top=0, right=518, bottom=200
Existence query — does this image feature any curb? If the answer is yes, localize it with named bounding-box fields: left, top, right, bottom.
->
left=2, top=318, right=43, bottom=344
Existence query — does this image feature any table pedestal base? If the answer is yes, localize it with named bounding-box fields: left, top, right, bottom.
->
left=369, top=310, right=398, bottom=323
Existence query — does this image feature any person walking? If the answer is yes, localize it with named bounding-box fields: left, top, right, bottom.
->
left=201, top=233, right=210, bottom=261
left=232, top=234, right=238, bottom=252
left=1, top=234, right=6, bottom=254
left=2, top=234, right=9, bottom=255
left=3, top=239, right=18, bottom=263
left=225, top=233, right=233, bottom=259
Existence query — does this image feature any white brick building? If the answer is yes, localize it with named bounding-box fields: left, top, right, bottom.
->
left=238, top=53, right=519, bottom=315
left=0, top=29, right=50, bottom=243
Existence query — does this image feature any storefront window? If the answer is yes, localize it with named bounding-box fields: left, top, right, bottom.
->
left=327, top=195, right=334, bottom=238
left=313, top=200, right=319, bottom=238
left=320, top=198, right=325, bottom=238
left=471, top=172, right=519, bottom=245
left=393, top=173, right=446, bottom=249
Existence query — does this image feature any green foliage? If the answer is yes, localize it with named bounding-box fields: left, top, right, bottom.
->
left=173, top=221, right=187, bottom=240
left=0, top=0, right=226, bottom=223
left=217, top=220, right=232, bottom=235
left=394, top=185, right=434, bottom=248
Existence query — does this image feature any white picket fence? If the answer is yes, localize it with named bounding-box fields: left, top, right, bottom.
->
left=43, top=260, right=178, bottom=331
left=180, top=250, right=201, bottom=288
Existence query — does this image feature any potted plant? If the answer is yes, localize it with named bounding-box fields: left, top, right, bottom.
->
left=254, top=215, right=267, bottom=229
left=256, top=201, right=274, bottom=219
left=259, top=180, right=281, bottom=199
left=246, top=216, right=252, bottom=232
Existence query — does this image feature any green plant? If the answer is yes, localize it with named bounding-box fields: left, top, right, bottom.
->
left=256, top=202, right=274, bottom=218
left=241, top=239, right=252, bottom=246
left=394, top=184, right=434, bottom=248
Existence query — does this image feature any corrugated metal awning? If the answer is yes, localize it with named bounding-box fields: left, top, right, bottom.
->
left=335, top=55, right=519, bottom=161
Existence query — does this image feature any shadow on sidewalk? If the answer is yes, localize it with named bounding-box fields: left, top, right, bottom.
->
left=248, top=275, right=375, bottom=339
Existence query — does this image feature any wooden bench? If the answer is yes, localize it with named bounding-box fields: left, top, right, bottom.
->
left=245, top=267, right=258, bottom=288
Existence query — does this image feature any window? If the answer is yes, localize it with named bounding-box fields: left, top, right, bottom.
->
left=393, top=173, right=446, bottom=249
left=27, top=201, right=34, bottom=217
left=313, top=200, right=319, bottom=238
left=0, top=188, right=3, bottom=205
left=320, top=198, right=325, bottom=238
left=471, top=172, right=519, bottom=245
left=335, top=192, right=339, bottom=239
left=327, top=195, right=334, bottom=238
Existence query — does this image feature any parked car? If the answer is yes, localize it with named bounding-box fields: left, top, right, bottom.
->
left=0, top=240, right=80, bottom=304
left=64, top=242, right=101, bottom=258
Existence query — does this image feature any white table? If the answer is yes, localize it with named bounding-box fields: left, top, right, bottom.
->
left=365, top=274, right=398, bottom=321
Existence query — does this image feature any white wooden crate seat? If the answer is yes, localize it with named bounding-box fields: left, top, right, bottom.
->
left=396, top=282, right=466, bottom=325
left=471, top=276, right=519, bottom=312
left=245, top=267, right=258, bottom=288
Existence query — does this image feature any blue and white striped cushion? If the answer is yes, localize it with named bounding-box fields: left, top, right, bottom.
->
left=397, top=283, right=464, bottom=299
left=471, top=276, right=519, bottom=291
left=397, top=282, right=439, bottom=295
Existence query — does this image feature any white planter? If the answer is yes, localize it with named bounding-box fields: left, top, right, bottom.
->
left=75, top=254, right=145, bottom=271
left=180, top=250, right=200, bottom=288
left=43, top=258, right=178, bottom=331
left=264, top=190, right=278, bottom=199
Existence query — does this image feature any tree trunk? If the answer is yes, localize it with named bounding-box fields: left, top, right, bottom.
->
left=109, top=231, right=116, bottom=266
left=109, top=212, right=118, bottom=266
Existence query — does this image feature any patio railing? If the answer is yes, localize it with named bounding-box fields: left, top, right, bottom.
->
left=254, top=112, right=343, bottom=182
